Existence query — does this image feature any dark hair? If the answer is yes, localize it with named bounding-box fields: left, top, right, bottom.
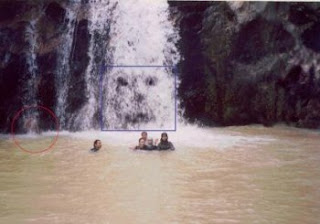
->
left=139, top=137, right=144, bottom=143
left=141, top=131, right=147, bottom=136
left=161, top=132, right=168, bottom=138
left=161, top=132, right=168, bottom=142
left=93, top=139, right=100, bottom=147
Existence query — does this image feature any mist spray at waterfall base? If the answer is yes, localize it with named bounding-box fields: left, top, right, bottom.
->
left=10, top=105, right=60, bottom=153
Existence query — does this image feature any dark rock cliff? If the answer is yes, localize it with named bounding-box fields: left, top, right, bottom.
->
left=0, top=0, right=92, bottom=132
left=170, top=1, right=320, bottom=129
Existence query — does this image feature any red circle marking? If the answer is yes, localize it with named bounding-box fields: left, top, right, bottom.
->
left=11, top=105, right=60, bottom=154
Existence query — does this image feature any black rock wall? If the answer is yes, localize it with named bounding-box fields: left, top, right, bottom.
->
left=170, top=1, right=211, bottom=124
left=0, top=0, right=92, bottom=132
left=170, top=1, right=320, bottom=129
left=66, top=19, right=90, bottom=114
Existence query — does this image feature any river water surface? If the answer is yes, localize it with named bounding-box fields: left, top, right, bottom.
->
left=0, top=125, right=319, bottom=224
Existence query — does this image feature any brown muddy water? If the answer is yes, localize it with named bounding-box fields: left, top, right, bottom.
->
left=0, top=125, right=319, bottom=224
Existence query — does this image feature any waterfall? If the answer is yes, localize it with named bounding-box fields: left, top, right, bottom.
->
left=68, top=0, right=112, bottom=130
left=20, top=18, right=40, bottom=132
left=10, top=0, right=180, bottom=132
left=55, top=5, right=78, bottom=128
left=23, top=20, right=39, bottom=107
left=84, top=0, right=180, bottom=130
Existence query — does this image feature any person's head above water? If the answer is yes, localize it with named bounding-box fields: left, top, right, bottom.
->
left=147, top=138, right=153, bottom=146
left=141, top=131, right=148, bottom=140
left=138, top=137, right=146, bottom=148
left=161, top=132, right=168, bottom=142
left=93, top=139, right=102, bottom=150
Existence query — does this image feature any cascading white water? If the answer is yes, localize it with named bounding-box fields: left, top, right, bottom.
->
left=21, top=18, right=41, bottom=132
left=55, top=6, right=78, bottom=128
left=23, top=21, right=38, bottom=106
left=70, top=0, right=112, bottom=131
left=17, top=0, right=180, bottom=131
left=88, top=0, right=180, bottom=130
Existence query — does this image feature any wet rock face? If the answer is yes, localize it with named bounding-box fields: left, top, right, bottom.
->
left=0, top=0, right=92, bottom=132
left=66, top=19, right=90, bottom=114
left=289, top=3, right=319, bottom=26
left=36, top=2, right=70, bottom=58
left=169, top=1, right=211, bottom=123
left=0, top=53, right=23, bottom=131
left=45, top=2, right=66, bottom=24
left=232, top=17, right=295, bottom=64
left=0, top=1, right=24, bottom=23
left=37, top=52, right=57, bottom=109
left=0, top=2, right=33, bottom=131
left=302, top=22, right=320, bottom=53
left=171, top=1, right=320, bottom=129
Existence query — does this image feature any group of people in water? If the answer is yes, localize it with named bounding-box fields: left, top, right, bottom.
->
left=133, top=131, right=175, bottom=150
left=90, top=131, right=175, bottom=152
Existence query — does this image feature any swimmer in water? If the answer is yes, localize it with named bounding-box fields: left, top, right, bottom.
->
left=129, top=131, right=148, bottom=149
left=157, top=132, right=175, bottom=150
left=90, top=139, right=102, bottom=152
left=146, top=138, right=157, bottom=150
left=141, top=131, right=148, bottom=141
left=134, top=138, right=147, bottom=150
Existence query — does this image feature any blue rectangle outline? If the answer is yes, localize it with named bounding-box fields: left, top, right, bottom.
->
left=99, top=64, right=177, bottom=132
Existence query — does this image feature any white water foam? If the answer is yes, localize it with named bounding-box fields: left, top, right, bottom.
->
left=84, top=0, right=180, bottom=130
left=64, top=124, right=276, bottom=150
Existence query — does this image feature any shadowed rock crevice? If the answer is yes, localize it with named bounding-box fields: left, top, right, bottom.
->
left=302, top=23, right=320, bottom=53
left=66, top=19, right=91, bottom=115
